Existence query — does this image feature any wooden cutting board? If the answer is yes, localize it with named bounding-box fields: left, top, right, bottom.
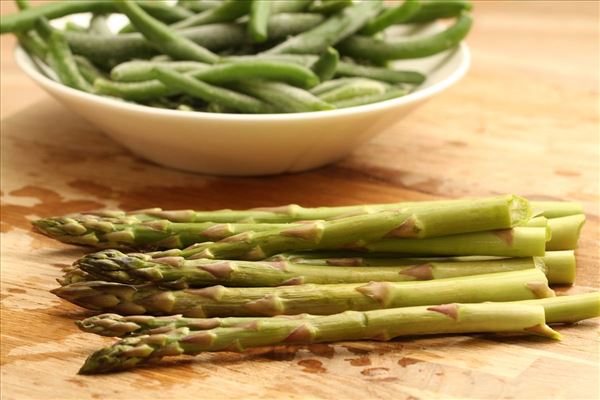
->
left=1, top=1, right=598, bottom=399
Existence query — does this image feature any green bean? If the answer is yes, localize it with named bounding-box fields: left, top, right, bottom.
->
left=224, top=54, right=319, bottom=68
left=43, top=28, right=92, bottom=92
left=224, top=53, right=425, bottom=85
left=234, top=81, right=334, bottom=113
left=112, top=61, right=209, bottom=82
left=2, top=1, right=112, bottom=33
left=331, top=87, right=407, bottom=108
left=360, top=0, right=421, bottom=35
left=1, top=1, right=194, bottom=34
left=206, top=102, right=234, bottom=113
left=120, top=1, right=197, bottom=33
left=98, top=59, right=320, bottom=101
left=16, top=30, right=47, bottom=60
left=249, top=0, right=272, bottom=43
left=264, top=13, right=324, bottom=40
left=336, top=61, right=425, bottom=84
left=317, top=79, right=389, bottom=103
left=115, top=0, right=219, bottom=64
left=405, top=0, right=472, bottom=24
left=135, top=1, right=195, bottom=23
left=339, top=13, right=473, bottom=62
left=271, top=0, right=313, bottom=14
left=310, top=77, right=359, bottom=95
left=308, top=0, right=353, bottom=14
left=171, top=0, right=251, bottom=30
left=13, top=1, right=53, bottom=79
left=152, top=67, right=275, bottom=114
left=88, top=14, right=113, bottom=36
left=178, top=1, right=223, bottom=13
left=64, top=21, right=86, bottom=33
left=266, top=0, right=384, bottom=54
left=176, top=0, right=308, bottom=17
left=194, top=60, right=320, bottom=88
left=114, top=59, right=318, bottom=88
left=94, top=78, right=178, bottom=101
left=74, top=56, right=106, bottom=84
left=311, top=47, right=339, bottom=82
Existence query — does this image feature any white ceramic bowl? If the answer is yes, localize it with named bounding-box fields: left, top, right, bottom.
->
left=14, top=29, right=469, bottom=176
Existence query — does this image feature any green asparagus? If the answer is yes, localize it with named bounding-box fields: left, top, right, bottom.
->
left=546, top=214, right=585, bottom=251
left=51, top=269, right=554, bottom=317
left=530, top=201, right=584, bottom=218
left=34, top=195, right=531, bottom=251
left=76, top=291, right=600, bottom=337
left=34, top=195, right=528, bottom=225
left=73, top=249, right=542, bottom=288
left=270, top=251, right=573, bottom=285
left=78, top=302, right=559, bottom=374
left=362, top=227, right=548, bottom=258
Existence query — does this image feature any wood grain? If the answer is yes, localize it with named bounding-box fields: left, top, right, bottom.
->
left=1, top=1, right=598, bottom=399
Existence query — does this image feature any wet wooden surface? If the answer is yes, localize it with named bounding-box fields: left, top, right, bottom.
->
left=1, top=1, right=599, bottom=399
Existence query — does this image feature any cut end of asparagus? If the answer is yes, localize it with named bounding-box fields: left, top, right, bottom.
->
left=509, top=195, right=533, bottom=226
left=541, top=251, right=576, bottom=285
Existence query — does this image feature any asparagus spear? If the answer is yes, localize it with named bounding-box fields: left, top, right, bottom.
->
left=32, top=195, right=529, bottom=249
left=270, top=251, right=573, bottom=285
left=523, top=216, right=547, bottom=227
left=33, top=194, right=529, bottom=225
left=530, top=201, right=584, bottom=218
left=78, top=303, right=559, bottom=374
left=52, top=269, right=554, bottom=317
left=77, top=291, right=600, bottom=337
left=546, top=214, right=586, bottom=251
left=73, top=249, right=542, bottom=287
left=76, top=313, right=313, bottom=337
left=362, top=227, right=549, bottom=258
left=542, top=250, right=575, bottom=285
left=32, top=216, right=290, bottom=249
left=147, top=210, right=544, bottom=262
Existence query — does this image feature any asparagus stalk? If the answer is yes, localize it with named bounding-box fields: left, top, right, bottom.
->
left=52, top=269, right=554, bottom=317
left=77, top=291, right=600, bottom=338
left=147, top=207, right=540, bottom=262
left=32, top=195, right=529, bottom=249
left=362, top=227, right=549, bottom=258
left=78, top=303, right=559, bottom=374
left=33, top=194, right=529, bottom=225
left=546, top=214, right=586, bottom=251
left=76, top=313, right=313, bottom=337
left=523, top=216, right=547, bottom=227
left=542, top=251, right=576, bottom=285
left=530, top=201, right=584, bottom=218
left=74, top=249, right=542, bottom=287
left=517, top=292, right=600, bottom=323
left=272, top=251, right=572, bottom=285
left=32, top=216, right=290, bottom=249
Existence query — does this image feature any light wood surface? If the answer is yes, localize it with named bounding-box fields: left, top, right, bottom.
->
left=1, top=1, right=599, bottom=399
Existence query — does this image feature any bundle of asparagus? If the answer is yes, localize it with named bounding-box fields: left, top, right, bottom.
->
left=34, top=195, right=598, bottom=374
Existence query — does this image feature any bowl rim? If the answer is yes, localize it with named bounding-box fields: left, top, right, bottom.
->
left=14, top=43, right=470, bottom=122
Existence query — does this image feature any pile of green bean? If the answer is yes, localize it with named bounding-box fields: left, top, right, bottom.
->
left=1, top=0, right=473, bottom=114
